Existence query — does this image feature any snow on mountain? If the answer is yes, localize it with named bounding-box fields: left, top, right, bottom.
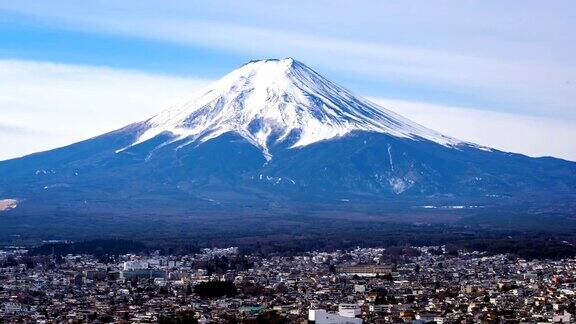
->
left=126, top=58, right=461, bottom=159
left=2, top=57, right=575, bottom=235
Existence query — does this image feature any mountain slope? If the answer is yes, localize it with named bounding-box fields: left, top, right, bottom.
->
left=0, top=58, right=575, bottom=239
left=127, top=58, right=461, bottom=159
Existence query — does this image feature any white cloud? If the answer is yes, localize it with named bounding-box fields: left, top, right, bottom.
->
left=371, top=98, right=576, bottom=161
left=0, top=59, right=208, bottom=160
left=1, top=1, right=575, bottom=117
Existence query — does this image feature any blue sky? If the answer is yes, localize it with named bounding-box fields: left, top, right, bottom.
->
left=0, top=1, right=575, bottom=160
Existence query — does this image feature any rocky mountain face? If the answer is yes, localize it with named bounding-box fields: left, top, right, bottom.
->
left=0, top=58, right=575, bottom=238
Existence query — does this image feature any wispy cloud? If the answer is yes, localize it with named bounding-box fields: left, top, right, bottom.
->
left=0, top=123, right=36, bottom=135
left=0, top=59, right=208, bottom=160
left=371, top=98, right=576, bottom=161
left=1, top=1, right=575, bottom=118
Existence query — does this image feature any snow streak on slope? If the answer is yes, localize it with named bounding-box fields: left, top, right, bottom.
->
left=129, top=58, right=461, bottom=159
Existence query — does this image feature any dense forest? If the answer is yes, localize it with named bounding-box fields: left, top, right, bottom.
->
left=18, top=226, right=576, bottom=261
left=28, top=239, right=147, bottom=256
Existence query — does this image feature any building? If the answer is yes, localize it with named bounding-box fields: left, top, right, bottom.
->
left=309, top=309, right=362, bottom=324
left=120, top=269, right=166, bottom=280
left=335, top=265, right=392, bottom=277
left=123, top=260, right=149, bottom=271
left=553, top=312, right=572, bottom=323
left=338, top=304, right=361, bottom=318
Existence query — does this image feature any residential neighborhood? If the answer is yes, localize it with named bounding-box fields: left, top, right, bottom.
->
left=1, top=245, right=575, bottom=322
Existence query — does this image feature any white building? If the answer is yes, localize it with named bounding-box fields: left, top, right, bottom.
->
left=354, top=284, right=366, bottom=293
left=335, top=265, right=392, bottom=277
left=309, top=309, right=362, bottom=324
left=123, top=260, right=149, bottom=271
left=338, top=304, right=361, bottom=318
left=553, top=311, right=572, bottom=323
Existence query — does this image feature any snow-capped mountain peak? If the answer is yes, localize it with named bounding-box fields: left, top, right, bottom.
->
left=130, top=58, right=461, bottom=159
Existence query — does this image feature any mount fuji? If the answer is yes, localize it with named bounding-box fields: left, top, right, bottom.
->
left=127, top=58, right=460, bottom=160
left=1, top=58, right=575, bottom=238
